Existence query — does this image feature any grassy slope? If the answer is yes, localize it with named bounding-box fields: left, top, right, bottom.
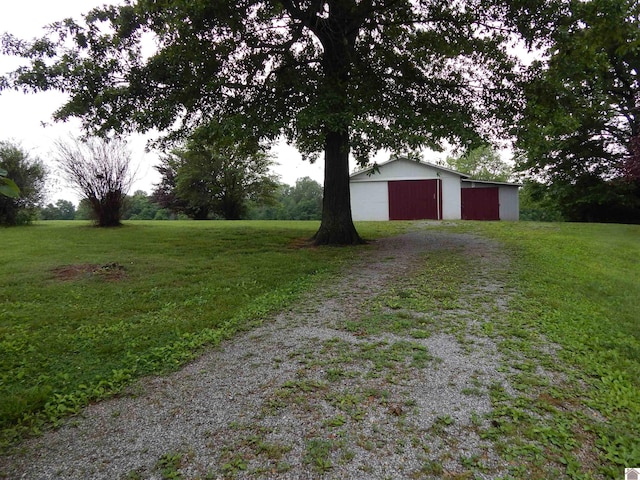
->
left=463, top=222, right=640, bottom=477
left=1, top=219, right=638, bottom=477
left=0, top=220, right=405, bottom=446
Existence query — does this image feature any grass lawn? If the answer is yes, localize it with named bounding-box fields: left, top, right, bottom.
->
left=0, top=220, right=405, bottom=447
left=455, top=221, right=640, bottom=477
left=1, top=219, right=639, bottom=478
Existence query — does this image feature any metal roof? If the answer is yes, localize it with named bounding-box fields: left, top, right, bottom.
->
left=350, top=156, right=471, bottom=179
left=462, top=178, right=522, bottom=187
left=350, top=156, right=521, bottom=186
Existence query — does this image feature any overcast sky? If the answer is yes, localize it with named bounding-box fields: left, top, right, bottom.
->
left=0, top=0, right=329, bottom=203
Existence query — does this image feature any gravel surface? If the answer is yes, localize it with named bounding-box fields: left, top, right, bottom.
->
left=2, top=228, right=521, bottom=479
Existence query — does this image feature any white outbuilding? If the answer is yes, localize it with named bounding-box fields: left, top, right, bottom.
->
left=349, top=157, right=520, bottom=221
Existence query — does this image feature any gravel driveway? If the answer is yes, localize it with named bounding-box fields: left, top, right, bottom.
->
left=2, top=228, right=521, bottom=479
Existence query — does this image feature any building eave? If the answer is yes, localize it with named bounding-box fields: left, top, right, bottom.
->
left=350, top=156, right=471, bottom=180
left=461, top=178, right=522, bottom=187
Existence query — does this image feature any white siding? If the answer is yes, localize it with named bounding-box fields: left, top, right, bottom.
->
left=499, top=186, right=520, bottom=221
left=351, top=158, right=455, bottom=182
left=350, top=181, right=389, bottom=221
left=440, top=174, right=461, bottom=220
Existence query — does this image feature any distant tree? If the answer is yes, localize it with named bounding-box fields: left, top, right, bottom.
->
left=74, top=199, right=93, bottom=220
left=0, top=141, right=47, bottom=226
left=249, top=177, right=322, bottom=220
left=54, top=137, right=136, bottom=227
left=122, top=190, right=162, bottom=220
left=156, top=130, right=279, bottom=220
left=444, top=146, right=513, bottom=182
left=152, top=208, right=171, bottom=220
left=151, top=155, right=190, bottom=217
left=40, top=199, right=76, bottom=220
left=40, top=203, right=58, bottom=220
left=251, top=177, right=323, bottom=220
left=286, top=177, right=323, bottom=220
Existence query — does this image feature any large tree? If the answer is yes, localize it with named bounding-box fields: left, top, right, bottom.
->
left=2, top=0, right=533, bottom=242
left=514, top=0, right=639, bottom=221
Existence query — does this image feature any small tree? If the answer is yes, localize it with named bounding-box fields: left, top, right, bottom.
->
left=0, top=141, right=47, bottom=226
left=54, top=137, right=135, bottom=227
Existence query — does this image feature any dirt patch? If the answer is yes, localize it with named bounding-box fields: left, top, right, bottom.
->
left=51, top=262, right=127, bottom=282
left=287, top=237, right=318, bottom=249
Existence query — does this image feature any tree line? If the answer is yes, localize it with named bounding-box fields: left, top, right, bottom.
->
left=0, top=138, right=323, bottom=225
left=2, top=0, right=637, bottom=241
left=3, top=134, right=639, bottom=226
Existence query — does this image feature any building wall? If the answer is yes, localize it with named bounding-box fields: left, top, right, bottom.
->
left=461, top=181, right=521, bottom=221
left=499, top=186, right=520, bottom=221
left=350, top=181, right=389, bottom=221
left=350, top=159, right=463, bottom=221
left=440, top=175, right=461, bottom=220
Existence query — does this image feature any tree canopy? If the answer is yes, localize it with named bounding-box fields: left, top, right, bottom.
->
left=514, top=0, right=639, bottom=222
left=1, top=0, right=537, bottom=242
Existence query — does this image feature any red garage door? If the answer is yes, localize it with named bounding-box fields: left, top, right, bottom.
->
left=461, top=187, right=499, bottom=220
left=388, top=180, right=442, bottom=220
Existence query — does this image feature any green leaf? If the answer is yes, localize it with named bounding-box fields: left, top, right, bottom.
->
left=0, top=178, right=20, bottom=198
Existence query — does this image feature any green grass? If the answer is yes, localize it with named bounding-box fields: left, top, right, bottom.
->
left=3, top=218, right=639, bottom=478
left=0, top=220, right=406, bottom=447
left=451, top=221, right=640, bottom=477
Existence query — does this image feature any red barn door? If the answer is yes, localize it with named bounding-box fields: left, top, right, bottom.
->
left=388, top=180, right=442, bottom=220
left=461, top=187, right=499, bottom=220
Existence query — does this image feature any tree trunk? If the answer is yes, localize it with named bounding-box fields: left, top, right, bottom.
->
left=309, top=1, right=365, bottom=245
left=92, top=192, right=122, bottom=227
left=313, top=130, right=363, bottom=245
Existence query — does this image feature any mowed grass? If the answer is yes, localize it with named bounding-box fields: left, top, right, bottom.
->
left=2, top=218, right=639, bottom=476
left=458, top=221, right=640, bottom=474
left=0, top=220, right=406, bottom=447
